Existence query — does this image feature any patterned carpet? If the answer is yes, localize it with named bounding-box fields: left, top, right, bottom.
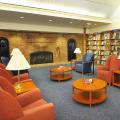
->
left=29, top=66, right=120, bottom=120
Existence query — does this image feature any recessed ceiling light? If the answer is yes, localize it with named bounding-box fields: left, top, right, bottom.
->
left=20, top=16, right=24, bottom=19
left=86, top=22, right=91, bottom=26
left=69, top=22, right=73, bottom=24
left=48, top=19, right=53, bottom=22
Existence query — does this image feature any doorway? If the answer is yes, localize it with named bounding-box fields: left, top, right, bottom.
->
left=67, top=39, right=76, bottom=61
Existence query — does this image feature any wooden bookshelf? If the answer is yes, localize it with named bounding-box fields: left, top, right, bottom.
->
left=87, top=30, right=120, bottom=64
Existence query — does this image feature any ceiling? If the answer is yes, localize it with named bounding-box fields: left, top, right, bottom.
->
left=0, top=0, right=119, bottom=30
left=0, top=10, right=109, bottom=29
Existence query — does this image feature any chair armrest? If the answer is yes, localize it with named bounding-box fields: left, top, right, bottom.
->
left=17, top=88, right=43, bottom=107
left=97, top=65, right=108, bottom=70
left=13, top=73, right=30, bottom=80
left=12, top=77, right=32, bottom=84
left=80, top=61, right=93, bottom=66
left=75, top=61, right=82, bottom=64
left=19, top=73, right=30, bottom=79
left=21, top=103, right=55, bottom=120
left=110, top=68, right=120, bottom=72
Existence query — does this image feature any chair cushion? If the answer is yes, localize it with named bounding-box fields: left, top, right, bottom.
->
left=97, top=70, right=112, bottom=83
left=0, top=76, right=17, bottom=97
left=110, top=56, right=120, bottom=70
left=0, top=63, right=6, bottom=69
left=0, top=89, right=23, bottom=120
left=83, top=53, right=93, bottom=62
left=23, top=99, right=47, bottom=111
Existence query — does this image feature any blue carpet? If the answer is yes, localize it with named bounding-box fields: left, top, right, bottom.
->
left=29, top=66, right=120, bottom=120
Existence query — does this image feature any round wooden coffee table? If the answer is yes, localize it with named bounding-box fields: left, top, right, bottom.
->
left=50, top=66, right=72, bottom=81
left=72, top=78, right=107, bottom=107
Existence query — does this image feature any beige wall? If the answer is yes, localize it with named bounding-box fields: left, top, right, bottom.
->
left=0, top=31, right=83, bottom=64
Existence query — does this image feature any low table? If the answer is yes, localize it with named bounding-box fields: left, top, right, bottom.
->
left=50, top=66, right=72, bottom=81
left=72, top=78, right=107, bottom=107
left=14, top=81, right=37, bottom=95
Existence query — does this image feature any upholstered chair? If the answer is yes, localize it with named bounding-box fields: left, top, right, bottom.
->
left=0, top=76, right=55, bottom=120
left=0, top=88, right=55, bottom=120
left=0, top=63, right=6, bottom=69
left=97, top=55, right=120, bottom=85
left=0, top=56, right=10, bottom=65
left=0, top=63, right=31, bottom=84
left=75, top=52, right=94, bottom=74
left=0, top=76, right=42, bottom=98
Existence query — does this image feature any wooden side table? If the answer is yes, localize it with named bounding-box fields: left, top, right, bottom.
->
left=14, top=81, right=37, bottom=95
left=72, top=78, right=107, bottom=107
left=50, top=67, right=72, bottom=81
left=113, top=70, right=120, bottom=87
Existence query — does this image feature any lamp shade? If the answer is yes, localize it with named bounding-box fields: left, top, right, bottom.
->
left=11, top=48, right=22, bottom=55
left=74, top=48, right=81, bottom=53
left=6, top=54, right=31, bottom=70
left=118, top=55, right=120, bottom=59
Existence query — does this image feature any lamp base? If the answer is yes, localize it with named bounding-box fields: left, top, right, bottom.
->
left=15, top=82, right=24, bottom=89
left=84, top=78, right=93, bottom=84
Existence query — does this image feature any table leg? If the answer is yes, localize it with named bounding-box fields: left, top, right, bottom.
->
left=72, top=87, right=75, bottom=93
left=89, top=91, right=92, bottom=108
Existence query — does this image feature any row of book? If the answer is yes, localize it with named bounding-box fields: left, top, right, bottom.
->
left=88, top=31, right=120, bottom=40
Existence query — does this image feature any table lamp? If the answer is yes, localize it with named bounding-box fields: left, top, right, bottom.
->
left=11, top=48, right=22, bottom=55
left=71, top=48, right=81, bottom=69
left=6, top=48, right=31, bottom=89
left=74, top=48, right=81, bottom=54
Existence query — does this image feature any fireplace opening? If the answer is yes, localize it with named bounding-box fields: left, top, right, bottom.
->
left=30, top=51, right=53, bottom=64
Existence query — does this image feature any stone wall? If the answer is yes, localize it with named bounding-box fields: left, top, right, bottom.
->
left=0, top=31, right=83, bottom=64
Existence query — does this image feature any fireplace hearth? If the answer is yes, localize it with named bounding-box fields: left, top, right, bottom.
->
left=30, top=51, right=53, bottom=64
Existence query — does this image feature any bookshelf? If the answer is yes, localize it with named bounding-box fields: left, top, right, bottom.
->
left=87, top=30, right=120, bottom=64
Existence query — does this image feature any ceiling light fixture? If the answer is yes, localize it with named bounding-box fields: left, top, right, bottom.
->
left=69, top=22, right=73, bottom=24
left=86, top=22, right=91, bottom=26
left=48, top=19, right=53, bottom=22
left=20, top=16, right=24, bottom=19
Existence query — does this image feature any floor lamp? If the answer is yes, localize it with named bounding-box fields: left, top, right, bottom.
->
left=6, top=48, right=31, bottom=89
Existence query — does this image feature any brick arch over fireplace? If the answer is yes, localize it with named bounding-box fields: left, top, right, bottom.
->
left=30, top=51, right=53, bottom=64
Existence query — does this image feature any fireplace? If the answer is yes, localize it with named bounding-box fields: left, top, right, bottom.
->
left=30, top=51, right=53, bottom=64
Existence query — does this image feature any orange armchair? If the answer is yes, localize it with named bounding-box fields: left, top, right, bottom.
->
left=97, top=56, right=120, bottom=85
left=0, top=63, right=31, bottom=84
left=0, top=76, right=55, bottom=120
left=0, top=76, right=42, bottom=98
left=0, top=88, right=55, bottom=120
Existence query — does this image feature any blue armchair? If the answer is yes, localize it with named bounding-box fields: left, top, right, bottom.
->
left=0, top=56, right=10, bottom=65
left=75, top=52, right=94, bottom=74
